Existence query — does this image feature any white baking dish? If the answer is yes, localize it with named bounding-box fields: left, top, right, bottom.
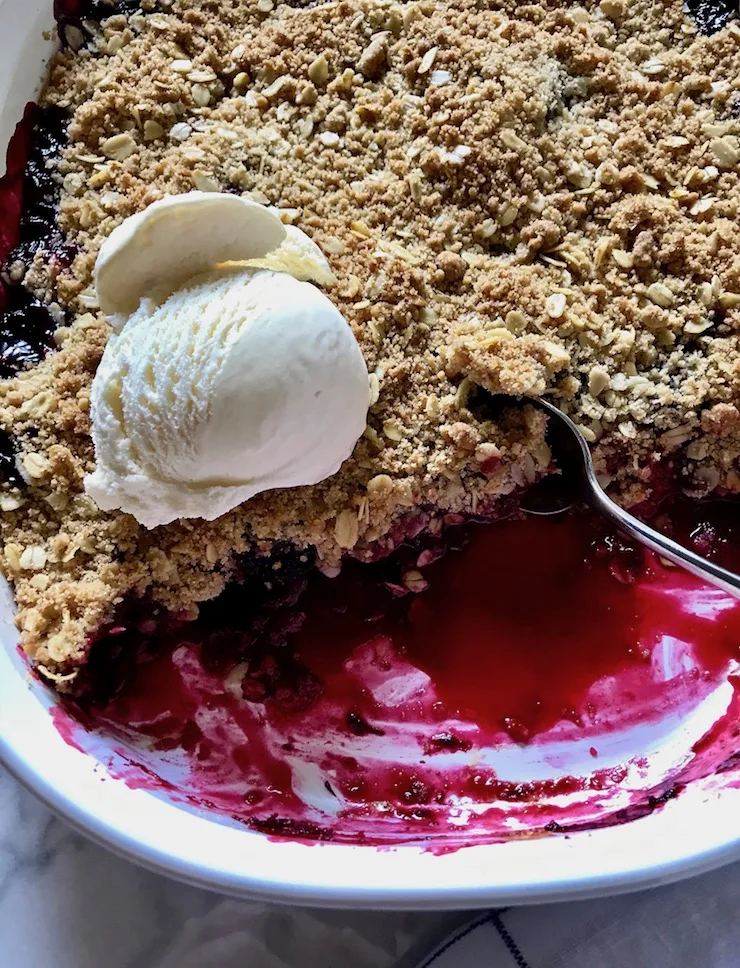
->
left=0, top=0, right=739, bottom=908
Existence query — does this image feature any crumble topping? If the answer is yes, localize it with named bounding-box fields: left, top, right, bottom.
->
left=1, top=0, right=740, bottom=682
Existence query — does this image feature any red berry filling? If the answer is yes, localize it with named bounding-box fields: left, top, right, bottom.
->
left=57, top=497, right=740, bottom=844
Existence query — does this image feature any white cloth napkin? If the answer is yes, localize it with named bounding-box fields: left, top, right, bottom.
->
left=406, top=862, right=740, bottom=968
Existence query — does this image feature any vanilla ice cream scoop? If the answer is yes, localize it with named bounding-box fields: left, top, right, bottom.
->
left=94, top=192, right=335, bottom=322
left=85, top=193, right=369, bottom=528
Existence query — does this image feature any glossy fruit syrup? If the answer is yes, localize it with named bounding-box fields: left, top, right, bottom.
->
left=0, top=105, right=69, bottom=383
left=53, top=497, right=740, bottom=846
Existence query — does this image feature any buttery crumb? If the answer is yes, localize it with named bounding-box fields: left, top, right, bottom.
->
left=1, top=0, right=739, bottom=682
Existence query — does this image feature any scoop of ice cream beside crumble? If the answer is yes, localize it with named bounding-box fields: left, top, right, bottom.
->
left=84, top=192, right=369, bottom=528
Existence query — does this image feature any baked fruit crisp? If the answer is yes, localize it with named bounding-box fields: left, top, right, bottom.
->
left=1, top=0, right=739, bottom=689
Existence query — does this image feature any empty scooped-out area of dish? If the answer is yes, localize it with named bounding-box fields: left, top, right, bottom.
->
left=53, top=496, right=740, bottom=845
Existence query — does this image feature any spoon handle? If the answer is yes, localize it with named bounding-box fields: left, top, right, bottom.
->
left=588, top=483, right=740, bottom=600
left=530, top=396, right=740, bottom=600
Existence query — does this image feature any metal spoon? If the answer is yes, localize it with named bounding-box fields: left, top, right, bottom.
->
left=520, top=396, right=740, bottom=600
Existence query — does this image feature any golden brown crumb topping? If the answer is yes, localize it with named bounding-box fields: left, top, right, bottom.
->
left=2, top=0, right=740, bottom=682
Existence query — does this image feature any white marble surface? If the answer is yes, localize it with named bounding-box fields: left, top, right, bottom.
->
left=5, top=760, right=740, bottom=968
left=0, top=766, right=449, bottom=968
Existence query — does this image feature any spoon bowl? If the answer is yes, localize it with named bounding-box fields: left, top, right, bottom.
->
left=521, top=396, right=740, bottom=600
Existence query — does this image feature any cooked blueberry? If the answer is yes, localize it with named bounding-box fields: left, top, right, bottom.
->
left=27, top=107, right=67, bottom=160
left=0, top=338, right=44, bottom=378
left=4, top=296, right=57, bottom=336
left=0, top=295, right=59, bottom=377
left=0, top=105, right=69, bottom=377
left=23, top=160, right=50, bottom=199
left=87, top=0, right=141, bottom=16
left=0, top=430, right=25, bottom=488
left=237, top=541, right=316, bottom=590
left=684, top=0, right=736, bottom=35
left=8, top=107, right=69, bottom=262
left=19, top=214, right=56, bottom=243
left=56, top=0, right=145, bottom=44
